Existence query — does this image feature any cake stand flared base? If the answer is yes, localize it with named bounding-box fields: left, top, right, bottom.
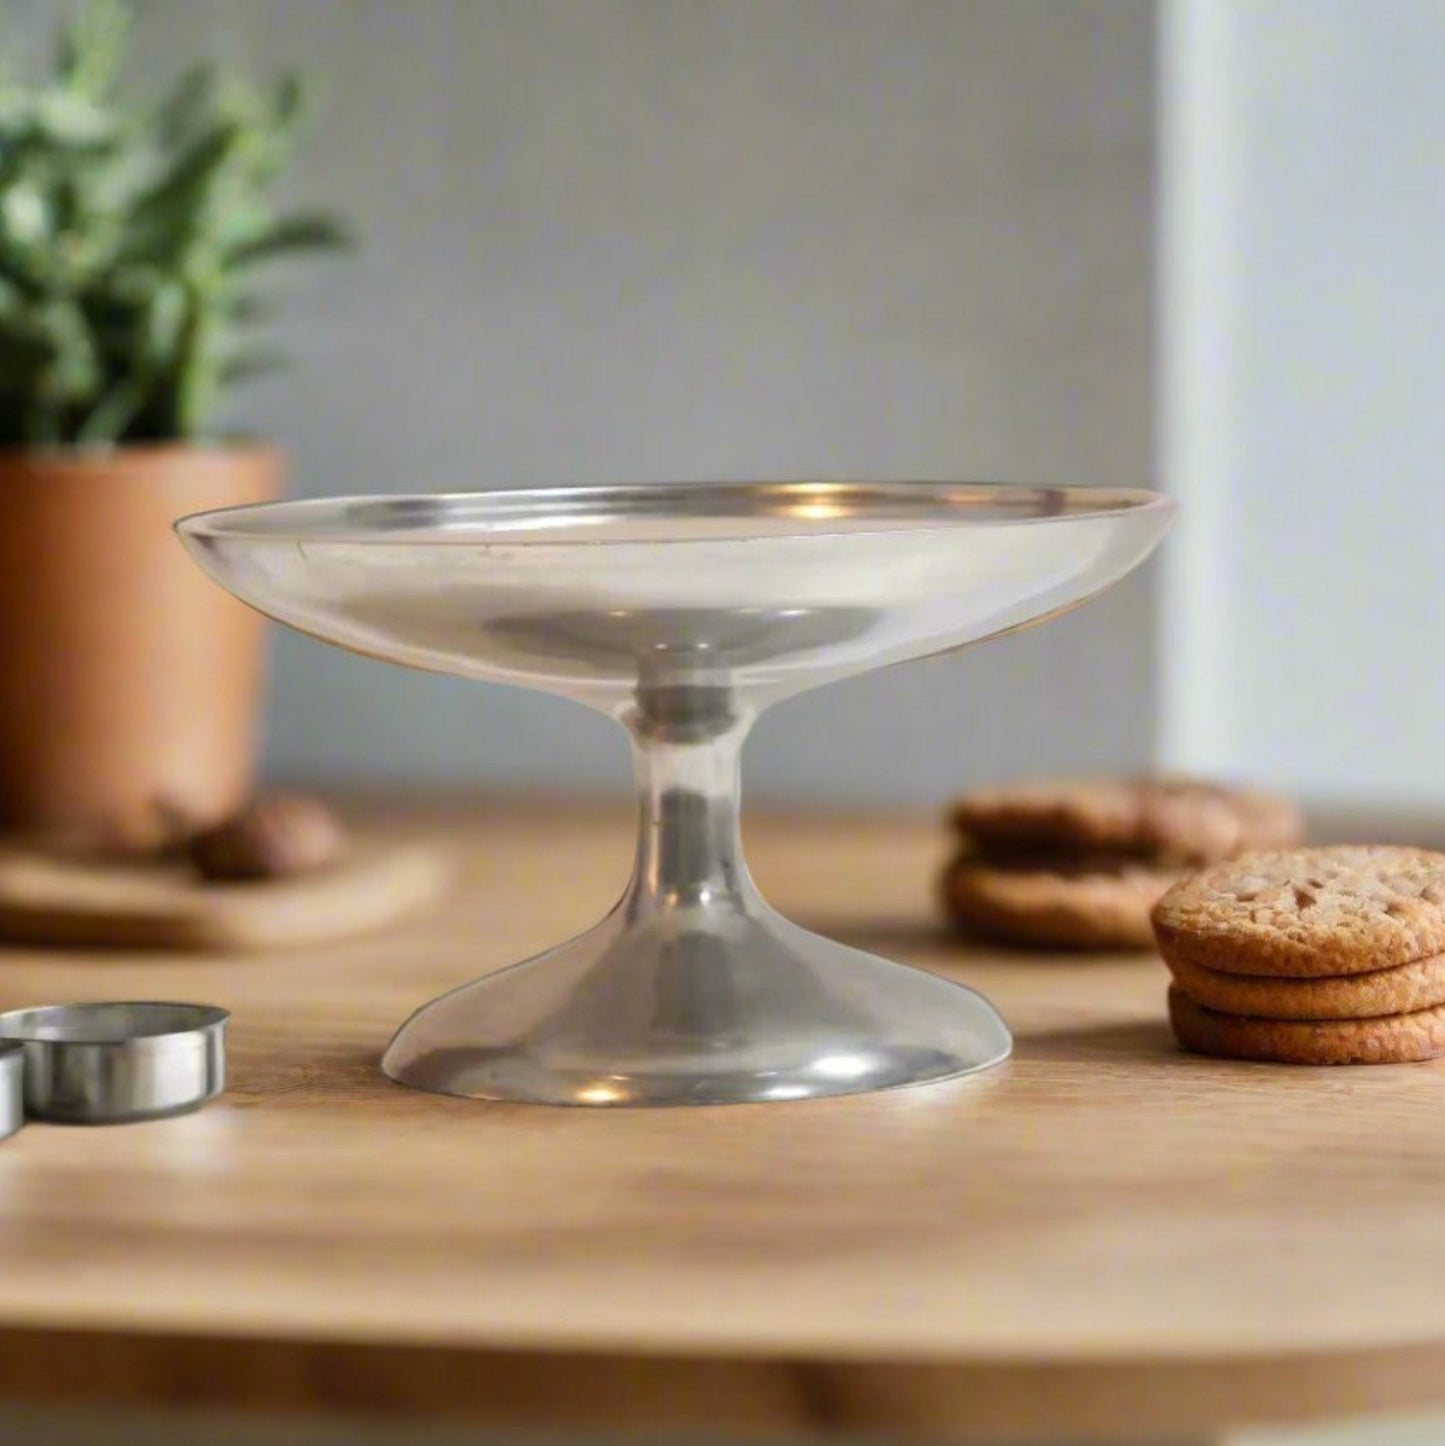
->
left=383, top=706, right=1011, bottom=1107
left=381, top=899, right=1011, bottom=1107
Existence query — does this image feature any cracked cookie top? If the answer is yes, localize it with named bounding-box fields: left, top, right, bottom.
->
left=1152, top=846, right=1445, bottom=976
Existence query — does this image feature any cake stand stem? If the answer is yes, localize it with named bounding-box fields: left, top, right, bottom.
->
left=625, top=683, right=754, bottom=918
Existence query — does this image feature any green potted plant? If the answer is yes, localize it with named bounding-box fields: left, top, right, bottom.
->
left=0, top=1, right=348, bottom=851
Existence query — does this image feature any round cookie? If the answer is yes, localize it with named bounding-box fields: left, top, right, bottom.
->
left=1167, top=952, right=1445, bottom=1020
left=951, top=778, right=1301, bottom=865
left=941, top=855, right=1178, bottom=950
left=1168, top=985, right=1445, bottom=1065
left=1153, top=846, right=1445, bottom=978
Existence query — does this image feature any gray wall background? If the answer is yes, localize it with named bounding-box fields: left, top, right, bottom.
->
left=96, top=0, right=1155, bottom=801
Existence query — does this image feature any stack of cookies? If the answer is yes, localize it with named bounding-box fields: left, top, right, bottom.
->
left=1155, top=846, right=1445, bottom=1065
left=941, top=778, right=1302, bottom=950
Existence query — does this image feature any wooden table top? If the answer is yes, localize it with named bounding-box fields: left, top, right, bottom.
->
left=0, top=798, right=1442, bottom=1442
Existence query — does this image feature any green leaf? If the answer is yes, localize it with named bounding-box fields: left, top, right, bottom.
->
left=30, top=90, right=116, bottom=146
left=121, top=122, right=244, bottom=267
left=56, top=0, right=129, bottom=100
left=141, top=278, right=188, bottom=363
left=76, top=370, right=150, bottom=444
left=0, top=183, right=51, bottom=245
left=228, top=210, right=351, bottom=265
left=131, top=122, right=242, bottom=225
left=272, top=72, right=308, bottom=131
left=37, top=298, right=101, bottom=403
left=151, top=62, right=219, bottom=146
left=169, top=274, right=217, bottom=436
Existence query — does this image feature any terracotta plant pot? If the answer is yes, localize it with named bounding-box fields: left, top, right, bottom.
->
left=0, top=445, right=282, bottom=852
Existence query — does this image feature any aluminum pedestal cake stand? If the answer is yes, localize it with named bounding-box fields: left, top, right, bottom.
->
left=179, top=481, right=1171, bottom=1107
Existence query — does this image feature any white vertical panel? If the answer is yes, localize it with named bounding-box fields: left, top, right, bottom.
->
left=1158, top=0, right=1242, bottom=772
left=1159, top=0, right=1445, bottom=804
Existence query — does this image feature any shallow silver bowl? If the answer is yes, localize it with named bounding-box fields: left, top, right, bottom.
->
left=0, top=1001, right=228, bottom=1124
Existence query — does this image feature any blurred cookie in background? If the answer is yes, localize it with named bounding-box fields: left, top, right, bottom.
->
left=941, top=853, right=1176, bottom=950
left=941, top=778, right=1303, bottom=951
left=951, top=777, right=1302, bottom=866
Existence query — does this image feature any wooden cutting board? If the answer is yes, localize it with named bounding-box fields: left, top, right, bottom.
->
left=0, top=838, right=452, bottom=951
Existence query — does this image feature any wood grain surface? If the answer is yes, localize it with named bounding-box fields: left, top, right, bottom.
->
left=0, top=797, right=1440, bottom=1442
